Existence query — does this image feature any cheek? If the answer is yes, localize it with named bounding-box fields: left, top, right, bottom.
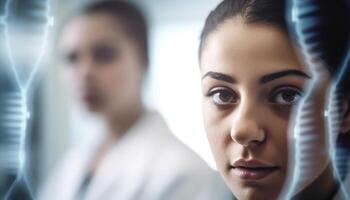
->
left=203, top=101, right=221, bottom=143
left=99, top=62, right=141, bottom=111
left=62, top=68, right=84, bottom=97
left=203, top=101, right=230, bottom=168
left=97, top=65, right=126, bottom=95
left=263, top=111, right=290, bottom=171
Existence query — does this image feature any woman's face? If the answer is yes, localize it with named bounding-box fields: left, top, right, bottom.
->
left=59, top=13, right=144, bottom=116
left=200, top=19, right=311, bottom=200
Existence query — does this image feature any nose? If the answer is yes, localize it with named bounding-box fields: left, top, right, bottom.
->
left=230, top=100, right=266, bottom=147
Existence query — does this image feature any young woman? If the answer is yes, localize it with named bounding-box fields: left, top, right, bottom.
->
left=199, top=0, right=350, bottom=199
left=38, top=1, right=231, bottom=200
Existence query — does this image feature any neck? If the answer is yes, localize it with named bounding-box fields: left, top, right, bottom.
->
left=105, top=100, right=145, bottom=142
left=87, top=101, right=144, bottom=175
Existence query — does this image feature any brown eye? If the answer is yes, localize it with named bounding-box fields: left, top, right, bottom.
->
left=64, top=51, right=79, bottom=66
left=92, top=45, right=118, bottom=64
left=209, top=88, right=238, bottom=106
left=270, top=87, right=302, bottom=105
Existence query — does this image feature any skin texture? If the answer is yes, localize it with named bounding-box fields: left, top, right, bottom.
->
left=58, top=13, right=145, bottom=172
left=200, top=18, right=313, bottom=200
left=200, top=17, right=350, bottom=200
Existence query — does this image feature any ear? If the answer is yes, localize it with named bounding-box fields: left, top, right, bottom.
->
left=340, top=100, right=350, bottom=134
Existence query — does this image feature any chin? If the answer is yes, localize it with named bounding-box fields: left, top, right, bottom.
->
left=232, top=187, right=280, bottom=200
left=86, top=104, right=103, bottom=113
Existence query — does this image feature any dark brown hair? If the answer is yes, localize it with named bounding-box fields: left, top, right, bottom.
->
left=198, top=0, right=349, bottom=77
left=199, top=0, right=286, bottom=61
left=79, top=0, right=149, bottom=67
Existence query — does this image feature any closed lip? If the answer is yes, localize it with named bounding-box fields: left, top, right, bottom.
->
left=230, top=159, right=278, bottom=180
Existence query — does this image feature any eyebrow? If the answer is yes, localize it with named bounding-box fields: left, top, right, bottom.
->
left=260, top=69, right=311, bottom=84
left=201, top=71, right=236, bottom=83
left=202, top=69, right=311, bottom=84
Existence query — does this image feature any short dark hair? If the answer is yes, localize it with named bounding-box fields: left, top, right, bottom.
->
left=78, top=0, right=149, bottom=67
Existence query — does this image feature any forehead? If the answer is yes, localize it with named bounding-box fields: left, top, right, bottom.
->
left=59, top=13, right=124, bottom=51
left=201, top=18, right=306, bottom=78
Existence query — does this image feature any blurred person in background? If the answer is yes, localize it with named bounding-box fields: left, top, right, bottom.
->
left=38, top=0, right=231, bottom=200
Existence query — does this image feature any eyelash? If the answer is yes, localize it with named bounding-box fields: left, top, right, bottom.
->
left=269, top=86, right=303, bottom=105
left=207, top=87, right=238, bottom=106
left=206, top=86, right=303, bottom=107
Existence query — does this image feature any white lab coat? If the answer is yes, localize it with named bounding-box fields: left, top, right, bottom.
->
left=38, top=111, right=232, bottom=200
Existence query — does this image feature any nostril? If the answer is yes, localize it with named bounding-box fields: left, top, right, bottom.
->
left=230, top=122, right=266, bottom=147
left=247, top=138, right=266, bottom=147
